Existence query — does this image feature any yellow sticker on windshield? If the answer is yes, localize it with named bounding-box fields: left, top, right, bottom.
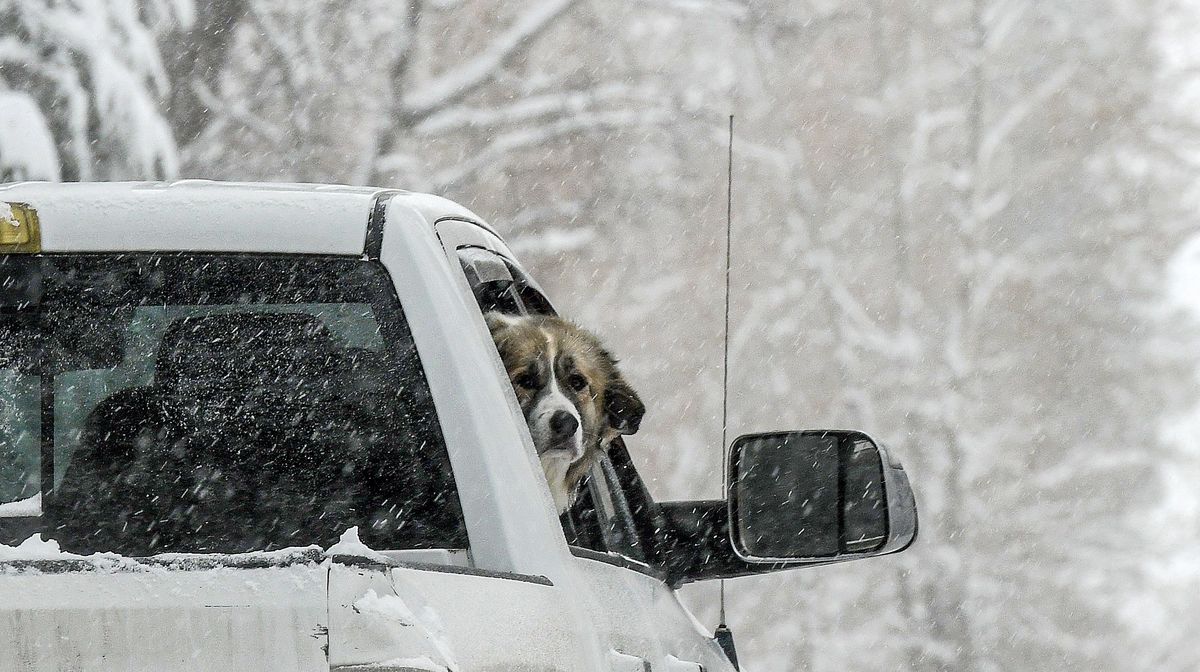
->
left=0, top=202, right=42, bottom=253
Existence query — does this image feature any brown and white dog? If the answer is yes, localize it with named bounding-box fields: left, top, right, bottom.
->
left=486, top=312, right=644, bottom=512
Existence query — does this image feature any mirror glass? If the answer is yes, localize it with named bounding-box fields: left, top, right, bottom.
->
left=732, top=431, right=887, bottom=560
left=842, top=436, right=888, bottom=551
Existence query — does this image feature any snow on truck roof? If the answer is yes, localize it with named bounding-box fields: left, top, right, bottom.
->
left=0, top=180, right=488, bottom=254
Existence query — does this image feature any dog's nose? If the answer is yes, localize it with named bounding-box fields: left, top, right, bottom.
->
left=550, top=410, right=579, bottom=438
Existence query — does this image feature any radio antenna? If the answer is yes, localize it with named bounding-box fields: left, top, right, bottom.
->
left=721, top=114, right=733, bottom=479
left=715, top=114, right=740, bottom=669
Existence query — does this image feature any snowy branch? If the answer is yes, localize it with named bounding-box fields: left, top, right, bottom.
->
left=978, top=65, right=1076, bottom=170
left=808, top=249, right=922, bottom=360
left=982, top=0, right=1031, bottom=53
left=248, top=6, right=307, bottom=94
left=635, top=0, right=750, bottom=21
left=188, top=80, right=285, bottom=145
left=412, top=83, right=661, bottom=136
left=1029, top=445, right=1159, bottom=490
left=378, top=107, right=672, bottom=190
left=400, top=0, right=582, bottom=120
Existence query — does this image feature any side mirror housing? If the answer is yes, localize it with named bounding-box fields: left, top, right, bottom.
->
left=728, top=430, right=917, bottom=563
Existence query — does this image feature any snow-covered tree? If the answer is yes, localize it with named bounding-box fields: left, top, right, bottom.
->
left=0, top=0, right=193, bottom=180
left=0, top=89, right=58, bottom=180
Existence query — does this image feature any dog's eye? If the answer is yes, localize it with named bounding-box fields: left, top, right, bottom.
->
left=514, top=372, right=539, bottom=389
left=567, top=373, right=588, bottom=392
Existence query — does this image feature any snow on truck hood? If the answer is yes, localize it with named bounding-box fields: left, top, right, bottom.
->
left=0, top=528, right=457, bottom=672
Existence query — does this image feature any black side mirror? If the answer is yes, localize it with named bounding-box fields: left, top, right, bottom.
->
left=728, top=430, right=917, bottom=563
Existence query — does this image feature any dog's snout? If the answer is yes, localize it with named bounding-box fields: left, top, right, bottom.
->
left=549, top=410, right=579, bottom=438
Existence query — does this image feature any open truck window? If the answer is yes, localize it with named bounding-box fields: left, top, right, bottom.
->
left=0, top=254, right=467, bottom=556
left=453, top=245, right=651, bottom=565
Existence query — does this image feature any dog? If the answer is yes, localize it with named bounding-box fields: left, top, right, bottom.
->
left=486, top=312, right=644, bottom=512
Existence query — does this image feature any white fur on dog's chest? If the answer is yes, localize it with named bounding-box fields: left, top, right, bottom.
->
left=539, top=451, right=576, bottom=513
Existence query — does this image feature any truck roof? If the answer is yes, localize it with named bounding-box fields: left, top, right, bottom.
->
left=0, top=180, right=490, bottom=254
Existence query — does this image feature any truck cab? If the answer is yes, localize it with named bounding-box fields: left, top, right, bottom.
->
left=0, top=181, right=917, bottom=672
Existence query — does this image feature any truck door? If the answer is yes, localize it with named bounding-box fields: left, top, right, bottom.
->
left=327, top=555, right=577, bottom=671
left=375, top=200, right=611, bottom=670
left=430, top=218, right=733, bottom=672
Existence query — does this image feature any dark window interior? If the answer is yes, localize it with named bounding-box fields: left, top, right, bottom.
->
left=562, top=457, right=650, bottom=564
left=458, top=246, right=553, bottom=316
left=0, top=254, right=467, bottom=556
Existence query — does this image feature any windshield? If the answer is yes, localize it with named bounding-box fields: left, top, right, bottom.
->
left=0, top=254, right=466, bottom=556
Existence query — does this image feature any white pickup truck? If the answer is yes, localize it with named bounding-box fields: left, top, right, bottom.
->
left=0, top=181, right=917, bottom=672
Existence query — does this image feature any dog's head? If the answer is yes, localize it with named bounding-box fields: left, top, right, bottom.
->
left=486, top=312, right=644, bottom=509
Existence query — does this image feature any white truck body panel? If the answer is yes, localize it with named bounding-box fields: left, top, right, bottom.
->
left=1, top=555, right=328, bottom=672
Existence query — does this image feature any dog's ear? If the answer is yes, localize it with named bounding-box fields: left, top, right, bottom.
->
left=485, top=311, right=522, bottom=336
left=604, top=375, right=644, bottom=436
